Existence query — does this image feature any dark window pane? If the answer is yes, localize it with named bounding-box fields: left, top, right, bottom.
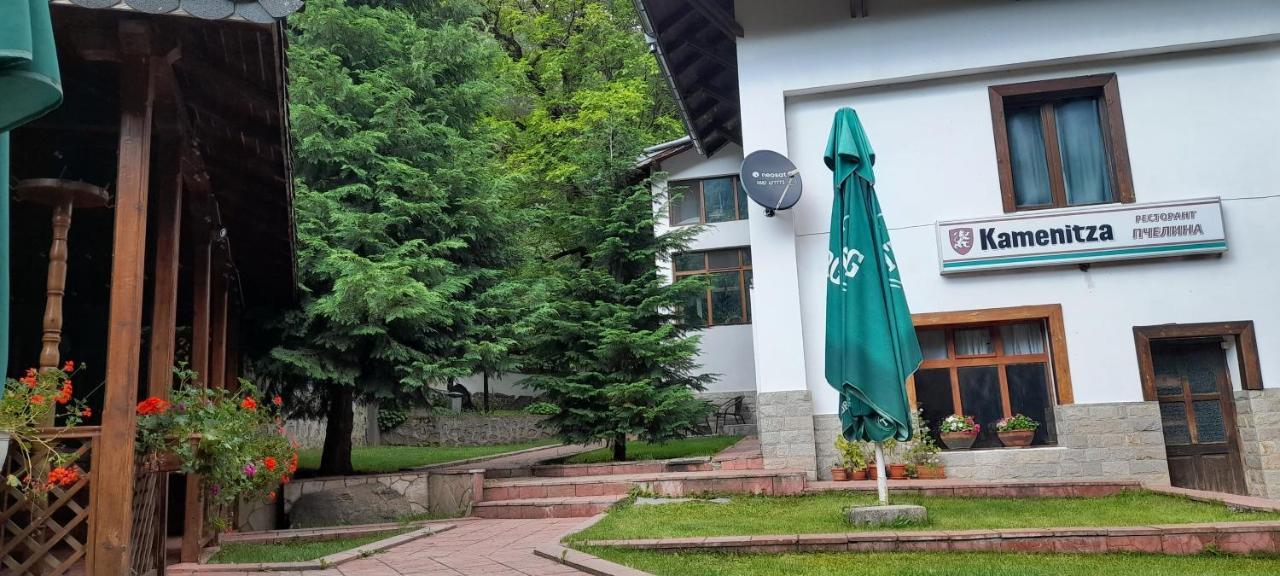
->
left=673, top=252, right=705, bottom=273
left=958, top=366, right=1003, bottom=448
left=1055, top=97, right=1113, bottom=206
left=743, top=270, right=752, bottom=323
left=1160, top=402, right=1191, bottom=445
left=709, top=272, right=744, bottom=325
left=1006, top=106, right=1052, bottom=207
left=682, top=291, right=708, bottom=328
left=703, top=177, right=737, bottom=223
left=955, top=328, right=993, bottom=356
left=1007, top=363, right=1056, bottom=445
left=914, top=368, right=954, bottom=446
left=1184, top=345, right=1222, bottom=395
left=1193, top=400, right=1226, bottom=444
left=740, top=248, right=751, bottom=266
left=707, top=249, right=740, bottom=270
left=735, top=179, right=749, bottom=220
left=669, top=182, right=702, bottom=225
left=917, top=329, right=947, bottom=360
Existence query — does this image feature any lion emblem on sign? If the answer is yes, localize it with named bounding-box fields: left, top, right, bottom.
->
left=949, top=228, right=974, bottom=255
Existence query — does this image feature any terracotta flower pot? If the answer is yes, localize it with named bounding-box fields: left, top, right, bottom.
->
left=831, top=467, right=849, bottom=481
left=888, top=463, right=909, bottom=479
left=940, top=432, right=977, bottom=450
left=851, top=468, right=868, bottom=481
left=916, top=464, right=946, bottom=479
left=868, top=465, right=877, bottom=480
left=998, top=430, right=1035, bottom=447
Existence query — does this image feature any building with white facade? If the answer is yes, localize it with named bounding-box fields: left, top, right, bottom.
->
left=637, top=0, right=1280, bottom=498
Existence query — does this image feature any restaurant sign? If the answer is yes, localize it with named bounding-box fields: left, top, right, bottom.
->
left=936, top=198, right=1227, bottom=274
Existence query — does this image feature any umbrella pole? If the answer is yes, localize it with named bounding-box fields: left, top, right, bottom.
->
left=874, top=442, right=888, bottom=505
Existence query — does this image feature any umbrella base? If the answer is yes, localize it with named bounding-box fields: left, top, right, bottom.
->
left=845, top=504, right=927, bottom=527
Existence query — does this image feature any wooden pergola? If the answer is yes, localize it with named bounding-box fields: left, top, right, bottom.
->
left=1, top=4, right=297, bottom=575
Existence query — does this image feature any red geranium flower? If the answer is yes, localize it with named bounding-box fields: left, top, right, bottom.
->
left=81, top=407, right=93, bottom=418
left=272, top=395, right=283, bottom=407
left=241, top=397, right=257, bottom=411
left=280, top=476, right=290, bottom=485
left=137, top=397, right=171, bottom=416
left=63, top=360, right=75, bottom=372
left=264, top=456, right=277, bottom=471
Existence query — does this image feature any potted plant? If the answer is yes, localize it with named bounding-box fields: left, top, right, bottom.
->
left=834, top=436, right=866, bottom=480
left=995, top=414, right=1039, bottom=447
left=136, top=365, right=297, bottom=525
left=907, top=410, right=946, bottom=479
left=939, top=414, right=980, bottom=450
left=0, top=361, right=90, bottom=494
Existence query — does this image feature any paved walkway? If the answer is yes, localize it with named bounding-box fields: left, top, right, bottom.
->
left=436, top=443, right=603, bottom=473
left=176, top=519, right=590, bottom=576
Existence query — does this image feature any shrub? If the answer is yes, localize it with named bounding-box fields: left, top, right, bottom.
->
left=377, top=407, right=409, bottom=432
left=523, top=402, right=560, bottom=416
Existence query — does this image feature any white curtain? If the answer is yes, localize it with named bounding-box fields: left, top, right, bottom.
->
left=1056, top=97, right=1113, bottom=206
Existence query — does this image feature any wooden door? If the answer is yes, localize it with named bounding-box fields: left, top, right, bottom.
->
left=1151, top=339, right=1247, bottom=495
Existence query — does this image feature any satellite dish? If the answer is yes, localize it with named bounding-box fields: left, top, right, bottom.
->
left=740, top=150, right=802, bottom=217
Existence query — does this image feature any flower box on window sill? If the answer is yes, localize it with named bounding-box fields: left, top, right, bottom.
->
left=141, top=435, right=201, bottom=473
left=997, top=430, right=1035, bottom=448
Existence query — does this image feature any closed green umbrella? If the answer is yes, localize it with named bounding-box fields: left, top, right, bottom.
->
left=823, top=107, right=921, bottom=503
left=0, top=0, right=64, bottom=386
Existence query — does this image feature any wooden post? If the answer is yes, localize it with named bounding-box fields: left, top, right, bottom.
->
left=209, top=249, right=228, bottom=391
left=147, top=163, right=182, bottom=397
left=93, top=20, right=154, bottom=575
left=39, top=197, right=72, bottom=372
left=181, top=218, right=211, bottom=563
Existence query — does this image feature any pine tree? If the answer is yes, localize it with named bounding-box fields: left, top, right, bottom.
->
left=272, top=0, right=516, bottom=474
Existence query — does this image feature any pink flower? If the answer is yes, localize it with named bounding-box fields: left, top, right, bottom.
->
left=244, top=463, right=257, bottom=478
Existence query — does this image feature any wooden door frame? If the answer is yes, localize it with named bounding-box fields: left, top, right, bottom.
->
left=1133, top=321, right=1263, bottom=400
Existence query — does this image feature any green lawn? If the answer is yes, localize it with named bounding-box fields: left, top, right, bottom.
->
left=563, top=436, right=741, bottom=464
left=297, top=439, right=558, bottom=474
left=210, top=530, right=408, bottom=564
left=586, top=549, right=1280, bottom=576
left=573, top=491, right=1280, bottom=541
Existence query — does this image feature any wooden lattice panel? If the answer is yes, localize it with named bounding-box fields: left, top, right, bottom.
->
left=0, top=430, right=97, bottom=576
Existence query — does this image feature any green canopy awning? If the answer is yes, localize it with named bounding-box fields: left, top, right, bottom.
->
left=823, top=107, right=921, bottom=444
left=0, top=0, right=64, bottom=383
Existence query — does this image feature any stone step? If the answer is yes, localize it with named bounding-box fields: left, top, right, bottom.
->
left=472, top=495, right=626, bottom=519
left=484, top=469, right=807, bottom=501
left=529, top=458, right=713, bottom=478
left=483, top=478, right=632, bottom=501
left=722, top=423, right=758, bottom=437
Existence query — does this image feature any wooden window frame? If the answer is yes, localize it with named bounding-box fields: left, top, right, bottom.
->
left=673, top=247, right=753, bottom=327
left=668, top=175, right=747, bottom=226
left=911, top=304, right=1074, bottom=408
left=989, top=73, right=1135, bottom=213
left=1133, top=321, right=1263, bottom=400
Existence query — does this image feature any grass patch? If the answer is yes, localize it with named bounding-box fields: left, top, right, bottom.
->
left=297, top=439, right=558, bottom=475
left=586, top=549, right=1280, bottom=576
left=210, top=529, right=409, bottom=564
left=573, top=491, right=1280, bottom=541
left=563, top=436, right=741, bottom=464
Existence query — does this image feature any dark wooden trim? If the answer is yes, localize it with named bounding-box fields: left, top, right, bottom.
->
left=1133, top=321, right=1264, bottom=400
left=668, top=174, right=746, bottom=226
left=147, top=145, right=182, bottom=399
left=94, top=20, right=153, bottom=575
left=672, top=247, right=752, bottom=327
left=914, top=304, right=1073, bottom=405
left=687, top=0, right=745, bottom=38
left=209, top=249, right=229, bottom=390
left=988, top=73, right=1134, bottom=213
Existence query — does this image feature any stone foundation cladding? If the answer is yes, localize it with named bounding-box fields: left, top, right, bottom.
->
left=283, top=471, right=431, bottom=517
left=756, top=390, right=818, bottom=474
left=812, top=402, right=1169, bottom=482
left=698, top=391, right=758, bottom=426
left=1235, top=389, right=1280, bottom=499
left=384, top=411, right=552, bottom=446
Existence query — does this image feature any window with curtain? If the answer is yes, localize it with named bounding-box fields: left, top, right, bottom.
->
left=668, top=176, right=749, bottom=225
left=912, top=321, right=1058, bottom=449
left=673, top=247, right=752, bottom=327
left=989, top=74, right=1135, bottom=212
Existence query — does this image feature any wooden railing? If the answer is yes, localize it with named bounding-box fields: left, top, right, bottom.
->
left=0, top=426, right=99, bottom=576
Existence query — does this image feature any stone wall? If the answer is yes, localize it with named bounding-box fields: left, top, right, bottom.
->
left=757, top=390, right=817, bottom=475
left=282, top=471, right=431, bottom=519
left=699, top=391, right=758, bottom=426
left=812, top=401, right=1169, bottom=483
left=382, top=411, right=552, bottom=446
left=285, top=403, right=371, bottom=450
left=1235, top=389, right=1280, bottom=499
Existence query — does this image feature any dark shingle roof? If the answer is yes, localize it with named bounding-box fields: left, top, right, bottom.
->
left=53, top=0, right=302, bottom=23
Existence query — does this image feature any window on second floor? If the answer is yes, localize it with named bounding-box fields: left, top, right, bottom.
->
left=989, top=74, right=1135, bottom=212
left=668, top=176, right=749, bottom=226
left=673, top=247, right=752, bottom=327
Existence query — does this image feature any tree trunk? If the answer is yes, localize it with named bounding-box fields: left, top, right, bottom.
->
left=319, top=386, right=355, bottom=476
left=483, top=370, right=490, bottom=413
left=612, top=433, right=627, bottom=462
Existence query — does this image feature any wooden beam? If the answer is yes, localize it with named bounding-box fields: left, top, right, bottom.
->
left=181, top=217, right=211, bottom=564
left=147, top=141, right=182, bottom=399
left=677, top=38, right=734, bottom=69
left=209, top=248, right=229, bottom=390
left=93, top=20, right=154, bottom=575
left=687, top=0, right=744, bottom=38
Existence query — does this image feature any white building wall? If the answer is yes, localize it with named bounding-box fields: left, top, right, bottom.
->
left=729, top=0, right=1280, bottom=415
left=653, top=144, right=757, bottom=394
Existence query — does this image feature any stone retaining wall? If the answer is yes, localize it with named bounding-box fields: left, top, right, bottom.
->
left=282, top=471, right=431, bottom=518
left=757, top=390, right=817, bottom=474
left=812, top=402, right=1169, bottom=483
left=1235, top=389, right=1280, bottom=499
left=383, top=411, right=552, bottom=446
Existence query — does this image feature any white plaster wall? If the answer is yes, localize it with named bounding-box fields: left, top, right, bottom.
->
left=456, top=372, right=531, bottom=397
left=652, top=144, right=757, bottom=394
left=726, top=0, right=1280, bottom=415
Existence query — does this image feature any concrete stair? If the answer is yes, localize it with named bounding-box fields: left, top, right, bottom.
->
left=472, top=495, right=626, bottom=519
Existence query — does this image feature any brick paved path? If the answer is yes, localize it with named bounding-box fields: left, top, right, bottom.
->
left=177, top=519, right=589, bottom=576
